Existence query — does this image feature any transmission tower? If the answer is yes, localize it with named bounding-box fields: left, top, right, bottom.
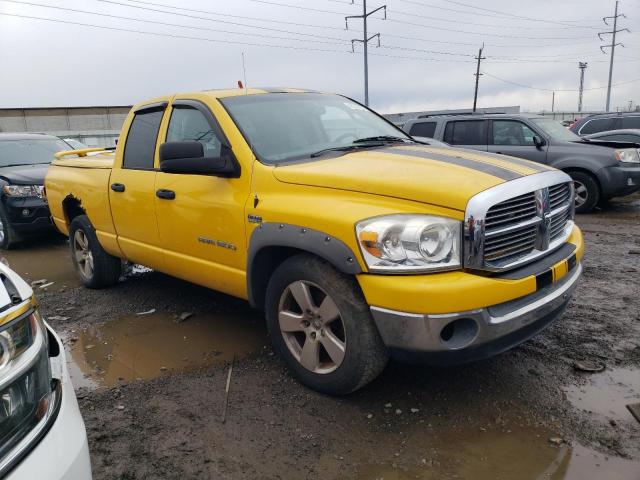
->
left=345, top=1, right=386, bottom=106
left=599, top=0, right=629, bottom=112
left=578, top=62, right=588, bottom=112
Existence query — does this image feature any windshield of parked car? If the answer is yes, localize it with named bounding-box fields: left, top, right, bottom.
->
left=0, top=138, right=71, bottom=167
left=220, top=93, right=411, bottom=163
left=531, top=118, right=581, bottom=142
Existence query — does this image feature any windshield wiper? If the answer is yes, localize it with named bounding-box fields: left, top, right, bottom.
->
left=310, top=143, right=384, bottom=158
left=352, top=135, right=410, bottom=144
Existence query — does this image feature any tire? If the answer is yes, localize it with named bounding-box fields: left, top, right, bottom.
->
left=568, top=171, right=600, bottom=214
left=69, top=215, right=121, bottom=289
left=265, top=254, right=389, bottom=395
left=0, top=204, right=21, bottom=250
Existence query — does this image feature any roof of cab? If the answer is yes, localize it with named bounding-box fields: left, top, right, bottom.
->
left=0, top=133, right=62, bottom=141
left=200, top=87, right=320, bottom=99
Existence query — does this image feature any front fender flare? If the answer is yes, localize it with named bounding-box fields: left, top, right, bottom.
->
left=247, top=222, right=363, bottom=307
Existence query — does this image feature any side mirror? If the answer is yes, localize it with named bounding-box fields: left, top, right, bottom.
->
left=159, top=141, right=239, bottom=177
left=533, top=135, right=546, bottom=149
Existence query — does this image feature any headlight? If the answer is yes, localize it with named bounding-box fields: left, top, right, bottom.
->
left=614, top=148, right=640, bottom=163
left=0, top=310, right=53, bottom=464
left=356, top=214, right=462, bottom=273
left=2, top=185, right=45, bottom=198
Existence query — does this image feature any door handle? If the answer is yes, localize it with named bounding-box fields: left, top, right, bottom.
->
left=156, top=189, right=176, bottom=200
left=111, top=183, right=125, bottom=192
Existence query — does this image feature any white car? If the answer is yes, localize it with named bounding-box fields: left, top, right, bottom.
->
left=0, top=263, right=91, bottom=479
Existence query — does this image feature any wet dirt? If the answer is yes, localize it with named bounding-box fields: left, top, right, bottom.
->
left=1, top=235, right=79, bottom=290
left=19, top=193, right=640, bottom=479
left=565, top=368, right=640, bottom=424
left=67, top=311, right=266, bottom=389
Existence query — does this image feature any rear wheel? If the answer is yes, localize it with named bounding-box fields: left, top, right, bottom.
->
left=69, top=215, right=121, bottom=288
left=265, top=254, right=388, bottom=395
left=568, top=171, right=600, bottom=214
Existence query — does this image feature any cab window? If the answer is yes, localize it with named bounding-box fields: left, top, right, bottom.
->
left=123, top=108, right=164, bottom=170
left=166, top=106, right=222, bottom=158
left=443, top=120, right=487, bottom=145
left=491, top=120, right=537, bottom=146
left=408, top=121, right=436, bottom=138
left=580, top=117, right=615, bottom=135
left=620, top=116, right=640, bottom=129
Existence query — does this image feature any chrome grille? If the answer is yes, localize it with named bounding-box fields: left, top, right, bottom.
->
left=464, top=172, right=575, bottom=272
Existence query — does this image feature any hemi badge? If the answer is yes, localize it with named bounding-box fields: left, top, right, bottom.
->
left=248, top=214, right=263, bottom=224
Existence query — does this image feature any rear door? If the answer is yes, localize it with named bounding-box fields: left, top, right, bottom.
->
left=109, top=102, right=167, bottom=268
left=488, top=119, right=547, bottom=164
left=153, top=98, right=250, bottom=298
left=442, top=120, right=488, bottom=151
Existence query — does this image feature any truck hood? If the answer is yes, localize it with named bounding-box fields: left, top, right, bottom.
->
left=0, top=164, right=49, bottom=185
left=273, top=145, right=553, bottom=211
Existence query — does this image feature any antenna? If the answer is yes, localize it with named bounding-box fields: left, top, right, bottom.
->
left=241, top=52, right=248, bottom=95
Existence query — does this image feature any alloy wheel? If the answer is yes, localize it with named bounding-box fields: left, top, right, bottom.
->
left=573, top=180, right=588, bottom=208
left=73, top=229, right=94, bottom=280
left=278, top=280, right=346, bottom=374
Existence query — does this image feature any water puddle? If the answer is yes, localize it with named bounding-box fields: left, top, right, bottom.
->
left=347, top=425, right=640, bottom=479
left=0, top=239, right=79, bottom=290
left=66, top=310, right=267, bottom=389
left=564, top=368, right=640, bottom=423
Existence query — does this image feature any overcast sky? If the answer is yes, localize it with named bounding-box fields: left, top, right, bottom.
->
left=0, top=0, right=638, bottom=113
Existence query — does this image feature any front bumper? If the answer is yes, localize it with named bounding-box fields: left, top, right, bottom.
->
left=371, top=262, right=581, bottom=364
left=599, top=163, right=640, bottom=198
left=3, top=196, right=54, bottom=235
left=5, top=325, right=92, bottom=480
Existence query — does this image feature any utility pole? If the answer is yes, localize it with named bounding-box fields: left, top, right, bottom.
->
left=578, top=62, right=587, bottom=112
left=599, top=0, right=629, bottom=111
left=472, top=44, right=485, bottom=113
left=345, top=0, right=386, bottom=106
left=551, top=91, right=555, bottom=114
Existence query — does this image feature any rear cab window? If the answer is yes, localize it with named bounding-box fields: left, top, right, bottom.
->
left=123, top=107, right=165, bottom=170
left=579, top=117, right=616, bottom=135
left=620, top=116, right=640, bottom=129
left=408, top=121, right=437, bottom=138
left=443, top=120, right=487, bottom=146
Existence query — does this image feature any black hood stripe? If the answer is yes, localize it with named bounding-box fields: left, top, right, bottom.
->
left=380, top=147, right=521, bottom=181
left=468, top=149, right=552, bottom=172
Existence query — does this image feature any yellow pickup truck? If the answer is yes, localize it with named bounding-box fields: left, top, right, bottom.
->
left=45, top=88, right=584, bottom=394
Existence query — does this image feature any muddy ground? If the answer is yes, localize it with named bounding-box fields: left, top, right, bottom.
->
left=3, top=194, right=639, bottom=479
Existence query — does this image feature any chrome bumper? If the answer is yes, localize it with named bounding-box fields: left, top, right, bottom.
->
left=370, top=263, right=582, bottom=363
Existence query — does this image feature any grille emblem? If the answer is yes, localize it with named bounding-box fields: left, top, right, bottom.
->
left=535, top=188, right=552, bottom=251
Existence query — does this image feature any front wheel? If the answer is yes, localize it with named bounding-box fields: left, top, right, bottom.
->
left=69, top=215, right=121, bottom=288
left=0, top=205, right=21, bottom=250
left=265, top=254, right=388, bottom=395
left=568, top=171, right=600, bottom=214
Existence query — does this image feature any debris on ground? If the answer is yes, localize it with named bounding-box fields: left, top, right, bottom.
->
left=39, top=281, right=55, bottom=289
left=175, top=311, right=194, bottom=323
left=627, top=403, right=640, bottom=424
left=573, top=360, right=606, bottom=373
left=30, top=279, right=48, bottom=286
left=548, top=437, right=564, bottom=445
left=47, top=315, right=70, bottom=321
left=136, top=308, right=156, bottom=316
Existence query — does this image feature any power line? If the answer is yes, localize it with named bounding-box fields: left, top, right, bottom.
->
left=250, top=0, right=597, bottom=40
left=94, top=0, right=609, bottom=49
left=482, top=71, right=640, bottom=92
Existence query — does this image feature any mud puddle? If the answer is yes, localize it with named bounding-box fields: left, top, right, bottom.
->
left=1, top=238, right=79, bottom=290
left=67, top=310, right=267, bottom=389
left=565, top=367, right=640, bottom=423
left=347, top=425, right=640, bottom=479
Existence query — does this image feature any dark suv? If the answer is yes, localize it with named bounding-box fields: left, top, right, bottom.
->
left=403, top=114, right=640, bottom=213
left=0, top=133, right=72, bottom=248
left=570, top=112, right=640, bottom=136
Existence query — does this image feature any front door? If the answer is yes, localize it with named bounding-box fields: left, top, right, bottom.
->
left=488, top=119, right=548, bottom=164
left=154, top=99, right=250, bottom=298
left=109, top=103, right=167, bottom=268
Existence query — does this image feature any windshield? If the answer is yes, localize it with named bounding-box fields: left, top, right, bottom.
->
left=220, top=93, right=411, bottom=163
left=0, top=138, right=70, bottom=167
left=531, top=118, right=581, bottom=142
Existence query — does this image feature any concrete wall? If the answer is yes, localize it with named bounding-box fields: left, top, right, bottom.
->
left=0, top=106, right=131, bottom=147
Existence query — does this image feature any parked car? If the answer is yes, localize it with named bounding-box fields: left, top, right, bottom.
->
left=62, top=138, right=88, bottom=150
left=0, top=134, right=73, bottom=248
left=411, top=137, right=450, bottom=147
left=403, top=114, right=640, bottom=213
left=584, top=129, right=640, bottom=144
left=45, top=89, right=583, bottom=395
left=0, top=262, right=91, bottom=479
left=569, top=111, right=640, bottom=136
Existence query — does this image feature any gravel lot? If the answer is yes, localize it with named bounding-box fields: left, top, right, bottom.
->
left=3, top=194, right=639, bottom=479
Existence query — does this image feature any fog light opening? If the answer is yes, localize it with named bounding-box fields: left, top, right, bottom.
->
left=439, top=318, right=479, bottom=350
left=22, top=208, right=30, bottom=217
